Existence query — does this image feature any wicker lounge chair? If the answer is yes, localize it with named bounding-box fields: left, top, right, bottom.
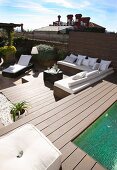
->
left=2, top=55, right=33, bottom=78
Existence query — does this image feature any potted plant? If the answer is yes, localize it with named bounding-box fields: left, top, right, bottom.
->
left=0, top=45, right=16, bottom=64
left=10, top=101, right=29, bottom=122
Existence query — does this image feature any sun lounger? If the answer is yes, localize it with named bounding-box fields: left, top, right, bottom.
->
left=2, top=55, right=33, bottom=78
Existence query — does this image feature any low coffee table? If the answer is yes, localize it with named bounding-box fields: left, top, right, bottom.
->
left=43, top=70, right=63, bottom=84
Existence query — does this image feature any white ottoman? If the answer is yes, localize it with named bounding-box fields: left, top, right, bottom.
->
left=0, top=124, right=62, bottom=170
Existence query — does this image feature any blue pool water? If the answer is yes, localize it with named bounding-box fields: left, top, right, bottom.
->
left=73, top=102, right=117, bottom=170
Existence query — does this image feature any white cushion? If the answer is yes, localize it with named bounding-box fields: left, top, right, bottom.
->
left=3, top=64, right=26, bottom=73
left=54, top=68, right=114, bottom=94
left=99, top=63, right=109, bottom=71
left=0, top=124, right=62, bottom=170
left=64, top=56, right=70, bottom=62
left=78, top=54, right=86, bottom=60
left=88, top=57, right=98, bottom=67
left=69, top=53, right=77, bottom=59
left=68, top=77, right=88, bottom=87
left=82, top=59, right=89, bottom=66
left=99, top=59, right=111, bottom=70
left=64, top=54, right=77, bottom=63
left=86, top=70, right=99, bottom=78
left=92, top=62, right=100, bottom=70
left=18, top=55, right=32, bottom=66
left=100, top=59, right=111, bottom=66
left=72, top=71, right=86, bottom=80
left=75, top=58, right=83, bottom=65
left=69, top=70, right=99, bottom=87
left=57, top=60, right=92, bottom=72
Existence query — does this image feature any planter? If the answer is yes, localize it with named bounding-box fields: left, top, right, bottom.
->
left=11, top=109, right=27, bottom=122
left=4, top=53, right=16, bottom=64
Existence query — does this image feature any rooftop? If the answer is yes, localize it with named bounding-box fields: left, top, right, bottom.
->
left=34, top=26, right=73, bottom=33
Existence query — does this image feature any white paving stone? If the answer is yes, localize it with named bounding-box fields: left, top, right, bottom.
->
left=0, top=93, right=13, bottom=126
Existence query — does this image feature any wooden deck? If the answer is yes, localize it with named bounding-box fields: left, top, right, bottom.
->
left=0, top=73, right=117, bottom=170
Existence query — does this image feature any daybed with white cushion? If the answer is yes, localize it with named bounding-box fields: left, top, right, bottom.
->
left=54, top=67, right=114, bottom=99
left=2, top=55, right=34, bottom=78
left=0, top=124, right=62, bottom=170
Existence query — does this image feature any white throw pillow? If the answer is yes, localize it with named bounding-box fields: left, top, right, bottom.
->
left=92, top=62, right=100, bottom=70
left=64, top=56, right=70, bottom=62
left=72, top=71, right=86, bottom=80
left=64, top=54, right=77, bottom=63
left=100, top=60, right=111, bottom=68
left=99, top=63, right=109, bottom=71
left=88, top=57, right=98, bottom=67
left=86, top=70, right=99, bottom=77
left=78, top=54, right=86, bottom=60
left=69, top=53, right=77, bottom=60
left=82, top=59, right=89, bottom=66
left=99, top=59, right=111, bottom=71
left=75, top=58, right=83, bottom=65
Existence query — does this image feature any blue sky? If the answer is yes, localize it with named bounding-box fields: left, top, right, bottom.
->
left=0, top=0, right=117, bottom=32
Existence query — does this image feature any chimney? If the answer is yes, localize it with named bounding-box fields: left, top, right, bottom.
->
left=58, top=15, right=61, bottom=22
left=75, top=14, right=82, bottom=28
left=80, top=17, right=90, bottom=27
left=21, top=24, right=23, bottom=32
left=67, top=14, right=73, bottom=26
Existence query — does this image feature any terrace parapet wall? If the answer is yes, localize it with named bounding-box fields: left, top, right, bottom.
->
left=69, top=32, right=117, bottom=71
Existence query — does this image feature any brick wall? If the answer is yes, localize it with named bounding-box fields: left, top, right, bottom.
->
left=69, top=32, right=117, bottom=70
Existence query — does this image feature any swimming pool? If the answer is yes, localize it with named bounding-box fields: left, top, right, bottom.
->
left=73, top=101, right=117, bottom=170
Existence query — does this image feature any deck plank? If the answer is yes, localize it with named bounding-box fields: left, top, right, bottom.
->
left=92, top=163, right=105, bottom=170
left=74, top=155, right=96, bottom=170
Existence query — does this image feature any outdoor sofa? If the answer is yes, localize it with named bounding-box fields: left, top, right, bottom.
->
left=54, top=54, right=114, bottom=99
left=2, top=55, right=33, bottom=78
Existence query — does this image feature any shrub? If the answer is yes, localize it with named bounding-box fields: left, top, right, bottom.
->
left=31, top=44, right=57, bottom=67
left=0, top=46, right=16, bottom=57
left=36, top=44, right=56, bottom=61
left=56, top=49, right=68, bottom=61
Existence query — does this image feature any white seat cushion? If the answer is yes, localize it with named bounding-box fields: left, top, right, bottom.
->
left=54, top=68, right=114, bottom=94
left=0, top=124, right=62, bottom=170
left=57, top=60, right=92, bottom=72
left=69, top=70, right=98, bottom=87
left=3, top=64, right=26, bottom=73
